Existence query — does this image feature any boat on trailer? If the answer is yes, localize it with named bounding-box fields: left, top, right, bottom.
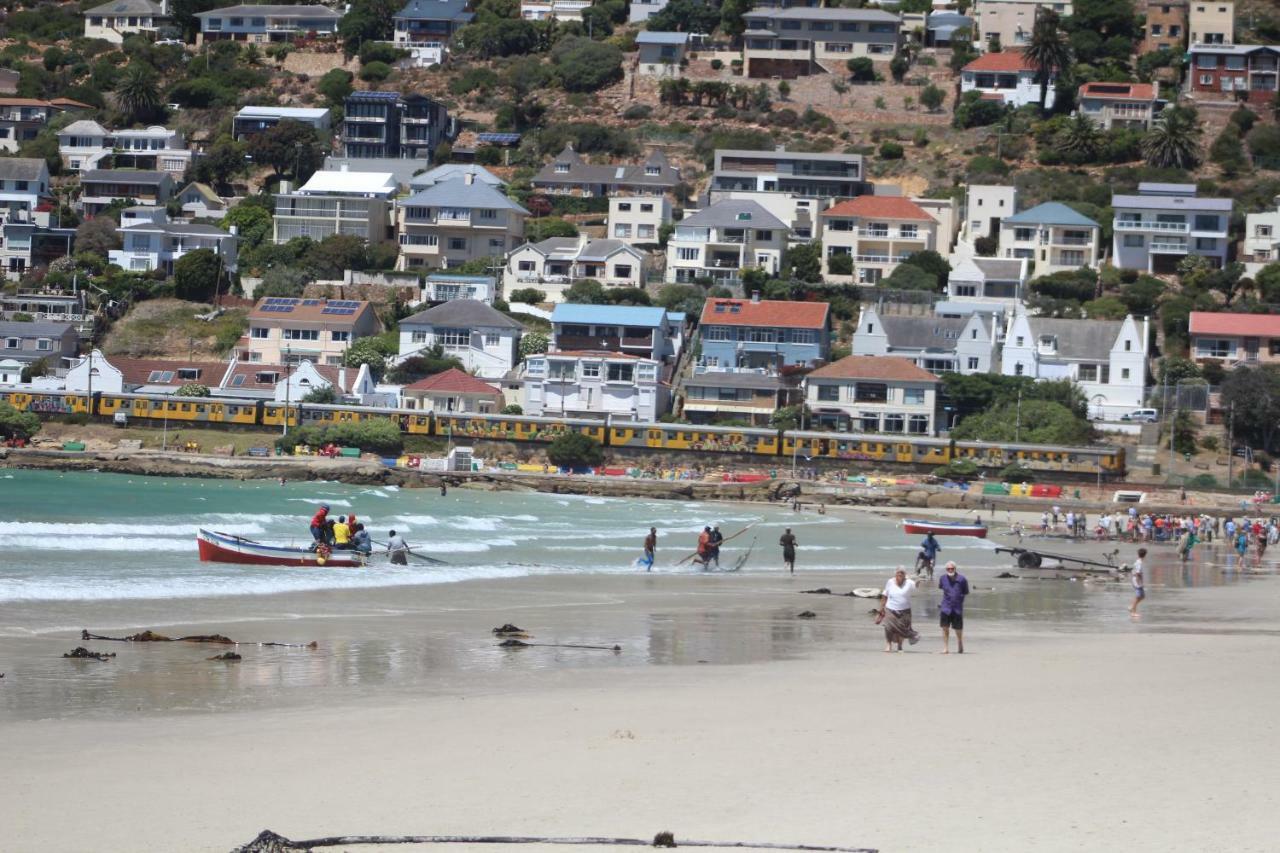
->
left=196, top=528, right=367, bottom=567
left=901, top=518, right=988, bottom=538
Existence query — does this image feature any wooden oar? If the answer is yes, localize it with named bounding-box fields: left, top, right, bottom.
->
left=675, top=523, right=755, bottom=566
left=373, top=540, right=448, bottom=565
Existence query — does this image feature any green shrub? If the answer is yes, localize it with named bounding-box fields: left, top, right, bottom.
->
left=1186, top=474, right=1218, bottom=489
left=1000, top=463, right=1036, bottom=483
left=509, top=287, right=546, bottom=304
left=547, top=432, right=604, bottom=468
left=710, top=59, right=723, bottom=70
left=879, top=140, right=904, bottom=159
left=277, top=418, right=403, bottom=455
left=360, top=61, right=393, bottom=82
left=934, top=458, right=979, bottom=480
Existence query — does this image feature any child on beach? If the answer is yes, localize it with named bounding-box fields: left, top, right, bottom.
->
left=1130, top=548, right=1146, bottom=616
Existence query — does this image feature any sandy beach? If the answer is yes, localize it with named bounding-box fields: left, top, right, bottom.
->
left=5, top=513, right=1280, bottom=852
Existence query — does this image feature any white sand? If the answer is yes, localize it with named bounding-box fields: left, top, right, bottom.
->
left=5, top=563, right=1280, bottom=853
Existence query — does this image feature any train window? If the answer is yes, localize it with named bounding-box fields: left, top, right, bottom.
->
left=196, top=405, right=206, bottom=413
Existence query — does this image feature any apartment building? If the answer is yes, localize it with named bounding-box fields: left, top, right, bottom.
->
left=548, top=304, right=681, bottom=365
left=971, top=0, right=1071, bottom=50
left=742, top=7, right=902, bottom=79
left=1111, top=183, right=1230, bottom=273
left=1188, top=311, right=1280, bottom=366
left=804, top=355, right=941, bottom=435
left=1187, top=43, right=1279, bottom=105
left=194, top=5, right=342, bottom=44
left=1142, top=0, right=1187, bottom=53
left=235, top=297, right=379, bottom=366
left=1077, top=82, right=1160, bottom=130
left=83, top=0, right=169, bottom=43
left=58, top=121, right=193, bottom=176
left=109, top=215, right=238, bottom=275
left=532, top=147, right=680, bottom=198
left=997, top=202, right=1100, bottom=277
left=504, top=236, right=647, bottom=303
left=232, top=106, right=330, bottom=140
left=397, top=175, right=529, bottom=270
left=1002, top=310, right=1149, bottom=419
left=960, top=51, right=1055, bottom=108
left=665, top=199, right=788, bottom=285
left=1243, top=197, right=1280, bottom=266
left=272, top=169, right=397, bottom=245
left=608, top=194, right=671, bottom=246
left=523, top=350, right=668, bottom=422
left=343, top=91, right=450, bottom=160
left=682, top=369, right=798, bottom=426
left=393, top=0, right=473, bottom=66
left=709, top=148, right=867, bottom=200
left=852, top=305, right=999, bottom=375
left=0, top=158, right=51, bottom=226
left=401, top=368, right=502, bottom=413
left=0, top=98, right=88, bottom=154
left=698, top=295, right=829, bottom=370
left=397, top=299, right=523, bottom=379
left=1189, top=0, right=1234, bottom=45
left=961, top=184, right=1018, bottom=242
left=79, top=170, right=174, bottom=216
left=821, top=196, right=941, bottom=284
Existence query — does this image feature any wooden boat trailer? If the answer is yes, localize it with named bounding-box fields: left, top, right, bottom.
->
left=993, top=546, right=1122, bottom=572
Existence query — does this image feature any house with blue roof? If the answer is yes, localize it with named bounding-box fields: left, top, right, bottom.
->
left=393, top=0, right=474, bottom=66
left=549, top=303, right=683, bottom=364
left=396, top=174, right=529, bottom=271
left=996, top=202, right=1101, bottom=279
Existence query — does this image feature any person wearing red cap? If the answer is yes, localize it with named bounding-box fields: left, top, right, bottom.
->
left=309, top=504, right=330, bottom=548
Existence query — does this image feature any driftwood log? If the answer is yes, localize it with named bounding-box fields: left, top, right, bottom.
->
left=498, top=638, right=621, bottom=652
left=233, top=828, right=877, bottom=852
left=82, top=630, right=316, bottom=648
left=63, top=647, right=115, bottom=661
left=208, top=652, right=242, bottom=661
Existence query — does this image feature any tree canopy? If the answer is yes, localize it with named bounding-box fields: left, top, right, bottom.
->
left=0, top=401, right=41, bottom=440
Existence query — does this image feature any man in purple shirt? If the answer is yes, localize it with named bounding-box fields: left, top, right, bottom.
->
left=938, top=560, right=969, bottom=654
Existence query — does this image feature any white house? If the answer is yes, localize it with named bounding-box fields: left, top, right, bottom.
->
left=820, top=195, right=941, bottom=284
left=58, top=121, right=193, bottom=176
left=960, top=51, right=1055, bottom=109
left=609, top=194, right=671, bottom=246
left=421, top=272, right=496, bottom=304
left=504, top=236, right=648, bottom=303
left=937, top=256, right=1028, bottom=317
left=997, top=202, right=1101, bottom=278
left=194, top=4, right=342, bottom=44
left=400, top=367, right=502, bottom=413
left=852, top=305, right=999, bottom=375
left=1244, top=196, right=1280, bottom=268
left=629, top=0, right=669, bottom=22
left=636, top=31, right=690, bottom=77
left=665, top=199, right=787, bottom=285
left=0, top=158, right=51, bottom=227
left=1111, top=182, right=1231, bottom=274
left=109, top=215, right=238, bottom=275
left=1001, top=309, right=1149, bottom=420
left=232, top=106, right=331, bottom=140
left=523, top=350, right=668, bottom=422
left=174, top=182, right=228, bottom=220
left=396, top=299, right=523, bottom=379
left=83, top=0, right=169, bottom=44
left=803, top=355, right=942, bottom=435
left=273, top=169, right=398, bottom=246
left=549, top=303, right=682, bottom=365
left=0, top=356, right=24, bottom=384
left=520, top=0, right=589, bottom=21
left=220, top=359, right=377, bottom=403
left=962, top=184, right=1018, bottom=243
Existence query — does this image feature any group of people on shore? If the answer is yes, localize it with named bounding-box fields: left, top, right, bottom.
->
left=879, top=561, right=969, bottom=654
left=308, top=504, right=410, bottom=564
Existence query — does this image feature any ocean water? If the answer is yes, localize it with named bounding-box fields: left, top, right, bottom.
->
left=0, top=468, right=999, bottom=605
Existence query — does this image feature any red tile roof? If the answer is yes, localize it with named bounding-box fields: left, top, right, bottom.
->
left=698, top=298, right=830, bottom=329
left=807, top=355, right=939, bottom=382
left=821, top=196, right=936, bottom=222
left=108, top=357, right=228, bottom=388
left=247, top=297, right=376, bottom=327
left=1078, top=82, right=1156, bottom=101
left=402, top=367, right=501, bottom=395
left=963, top=51, right=1035, bottom=73
left=1189, top=312, right=1280, bottom=337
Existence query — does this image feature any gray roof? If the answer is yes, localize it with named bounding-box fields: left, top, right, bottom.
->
left=880, top=315, right=971, bottom=351
left=58, top=119, right=108, bottom=136
left=1026, top=317, right=1123, bottom=360
left=526, top=237, right=636, bottom=261
left=679, top=199, right=787, bottom=230
left=1003, top=202, right=1099, bottom=228
left=1111, top=192, right=1232, bottom=212
left=716, top=148, right=860, bottom=164
left=401, top=177, right=529, bottom=214
left=577, top=238, right=633, bottom=261
left=0, top=320, right=76, bottom=337
left=81, top=169, right=168, bottom=185
left=685, top=371, right=785, bottom=391
left=409, top=163, right=504, bottom=190
left=971, top=258, right=1026, bottom=280
left=747, top=7, right=900, bottom=22
left=0, top=158, right=46, bottom=182
left=400, top=299, right=524, bottom=330
left=636, top=31, right=690, bottom=45
left=394, top=0, right=473, bottom=20
left=84, top=0, right=165, bottom=15
left=195, top=4, right=341, bottom=18
left=533, top=145, right=680, bottom=190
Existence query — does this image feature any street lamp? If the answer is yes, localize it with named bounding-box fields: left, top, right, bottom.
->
left=282, top=346, right=292, bottom=436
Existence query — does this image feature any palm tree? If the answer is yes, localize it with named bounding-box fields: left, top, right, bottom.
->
left=1022, top=9, right=1071, bottom=114
left=115, top=64, right=162, bottom=124
left=1142, top=107, right=1203, bottom=169
left=1057, top=113, right=1101, bottom=160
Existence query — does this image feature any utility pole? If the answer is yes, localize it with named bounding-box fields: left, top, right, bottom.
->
left=1227, top=401, right=1234, bottom=489
left=1169, top=381, right=1176, bottom=483
left=1015, top=387, right=1022, bottom=443
left=282, top=346, right=292, bottom=437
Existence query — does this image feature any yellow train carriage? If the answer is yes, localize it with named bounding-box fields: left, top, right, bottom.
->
left=646, top=423, right=778, bottom=455
left=433, top=413, right=605, bottom=444
left=0, top=390, right=91, bottom=415
left=782, top=431, right=905, bottom=463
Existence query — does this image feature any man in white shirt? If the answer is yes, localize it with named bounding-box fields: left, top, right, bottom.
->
left=878, top=568, right=920, bottom=652
left=1129, top=547, right=1146, bottom=616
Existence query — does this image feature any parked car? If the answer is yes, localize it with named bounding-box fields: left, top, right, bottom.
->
left=1120, top=408, right=1159, bottom=423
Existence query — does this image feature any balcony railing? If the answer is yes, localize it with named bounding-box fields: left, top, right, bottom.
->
left=1055, top=236, right=1092, bottom=246
left=1150, top=241, right=1189, bottom=252
left=1115, top=219, right=1188, bottom=232
left=854, top=253, right=912, bottom=263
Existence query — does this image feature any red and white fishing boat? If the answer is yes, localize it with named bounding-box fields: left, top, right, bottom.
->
left=196, top=528, right=367, bottom=567
left=901, top=518, right=988, bottom=538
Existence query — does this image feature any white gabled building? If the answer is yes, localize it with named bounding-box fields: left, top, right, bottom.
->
left=83, top=0, right=169, bottom=43
left=1000, top=309, right=1149, bottom=420
left=109, top=210, right=238, bottom=275
left=396, top=299, right=524, bottom=380
left=504, top=236, right=648, bottom=303
left=665, top=199, right=787, bottom=285
left=852, top=305, right=999, bottom=375
left=523, top=350, right=667, bottom=422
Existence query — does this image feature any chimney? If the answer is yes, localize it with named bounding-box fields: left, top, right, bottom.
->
left=338, top=367, right=347, bottom=391
left=340, top=164, right=349, bottom=172
left=464, top=170, right=474, bottom=185
left=279, top=180, right=291, bottom=194
left=751, top=290, right=760, bottom=303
